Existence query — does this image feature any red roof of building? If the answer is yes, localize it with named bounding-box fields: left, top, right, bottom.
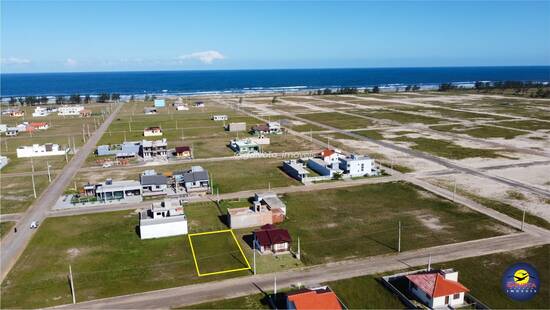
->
left=145, top=127, right=161, bottom=131
left=320, top=148, right=335, bottom=158
left=254, top=224, right=291, bottom=247
left=286, top=287, right=342, bottom=310
left=175, top=146, right=191, bottom=153
left=406, top=272, right=469, bottom=298
left=252, top=124, right=270, bottom=132
left=30, top=122, right=48, bottom=127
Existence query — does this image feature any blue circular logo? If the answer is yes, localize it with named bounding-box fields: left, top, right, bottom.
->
left=501, top=262, right=540, bottom=301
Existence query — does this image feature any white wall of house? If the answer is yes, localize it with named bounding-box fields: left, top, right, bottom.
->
left=16, top=144, right=67, bottom=158
left=140, top=220, right=188, bottom=239
left=58, top=106, right=84, bottom=116
left=340, top=157, right=375, bottom=177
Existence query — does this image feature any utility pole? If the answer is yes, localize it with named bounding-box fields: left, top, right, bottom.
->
left=82, top=126, right=86, bottom=143
left=268, top=182, right=271, bottom=191
left=87, top=124, right=90, bottom=137
left=47, top=161, right=52, bottom=183
left=123, top=131, right=127, bottom=142
left=72, top=136, right=76, bottom=154
left=69, top=265, right=76, bottom=304
left=216, top=188, right=220, bottom=205
left=397, top=221, right=401, bottom=252
left=427, top=254, right=432, bottom=271
left=296, top=236, right=301, bottom=260
left=31, top=159, right=37, bottom=198
left=521, top=206, right=526, bottom=231
left=253, top=234, right=257, bottom=275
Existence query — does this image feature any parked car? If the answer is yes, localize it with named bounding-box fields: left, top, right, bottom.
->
left=30, top=221, right=39, bottom=229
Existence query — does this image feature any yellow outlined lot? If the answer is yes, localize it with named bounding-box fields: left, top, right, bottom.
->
left=188, top=229, right=251, bottom=277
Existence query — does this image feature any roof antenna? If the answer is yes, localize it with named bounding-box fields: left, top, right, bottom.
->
left=427, top=254, right=432, bottom=272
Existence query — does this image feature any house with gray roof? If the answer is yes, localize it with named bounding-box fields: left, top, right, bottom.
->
left=140, top=170, right=168, bottom=196
left=173, top=166, right=210, bottom=195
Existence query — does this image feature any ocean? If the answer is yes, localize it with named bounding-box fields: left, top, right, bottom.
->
left=1, top=66, right=549, bottom=97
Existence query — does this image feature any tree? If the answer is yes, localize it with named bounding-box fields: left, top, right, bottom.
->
left=144, top=95, right=150, bottom=102
left=18, top=97, right=25, bottom=105
left=9, top=97, right=17, bottom=105
left=405, top=85, right=412, bottom=92
left=40, top=96, right=49, bottom=104
left=412, top=85, right=420, bottom=91
left=372, top=86, right=380, bottom=93
left=84, top=95, right=92, bottom=104
left=130, top=95, right=135, bottom=102
left=97, top=93, right=110, bottom=103
left=239, top=97, right=243, bottom=104
left=272, top=96, right=278, bottom=104
left=323, top=88, right=332, bottom=95
left=70, top=94, right=81, bottom=104
left=56, top=96, right=65, bottom=105
left=111, top=93, right=121, bottom=102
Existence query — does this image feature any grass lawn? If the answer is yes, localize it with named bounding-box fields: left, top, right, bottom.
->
left=287, top=123, right=326, bottom=132
left=355, top=129, right=385, bottom=140
left=0, top=221, right=16, bottom=238
left=494, top=120, right=550, bottom=131
left=181, top=293, right=271, bottom=309
left=189, top=231, right=250, bottom=275
left=278, top=181, right=515, bottom=265
left=1, top=174, right=52, bottom=214
left=297, top=112, right=373, bottom=130
left=0, top=210, right=249, bottom=309
left=363, top=111, right=444, bottom=124
left=392, top=136, right=504, bottom=159
left=430, top=124, right=527, bottom=139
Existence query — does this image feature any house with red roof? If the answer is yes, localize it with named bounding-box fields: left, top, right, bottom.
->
left=175, top=146, right=192, bottom=159
left=29, top=122, right=49, bottom=130
left=253, top=224, right=291, bottom=254
left=406, top=269, right=469, bottom=308
left=286, top=286, right=344, bottom=310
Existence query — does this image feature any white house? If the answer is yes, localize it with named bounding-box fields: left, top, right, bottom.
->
left=139, top=199, right=188, bottom=239
left=406, top=269, right=469, bottom=308
left=143, top=127, right=163, bottom=137
left=339, top=154, right=377, bottom=177
left=212, top=115, right=228, bottom=121
left=16, top=143, right=68, bottom=158
left=32, top=107, right=50, bottom=117
left=6, top=127, right=18, bottom=136
left=175, top=104, right=189, bottom=111
left=58, top=105, right=84, bottom=116
left=0, top=124, right=7, bottom=133
left=154, top=99, right=166, bottom=108
left=0, top=156, right=9, bottom=170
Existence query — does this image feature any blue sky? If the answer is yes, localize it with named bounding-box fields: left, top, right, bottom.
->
left=1, top=1, right=549, bottom=73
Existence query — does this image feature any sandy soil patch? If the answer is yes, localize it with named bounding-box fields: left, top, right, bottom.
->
left=426, top=173, right=550, bottom=221
left=416, top=214, right=447, bottom=231
left=489, top=164, right=550, bottom=190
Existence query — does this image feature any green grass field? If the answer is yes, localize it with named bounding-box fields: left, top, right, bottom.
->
left=430, top=124, right=527, bottom=139
left=494, top=120, right=550, bottom=131
left=297, top=112, right=373, bottom=129
left=1, top=174, right=53, bottom=214
left=392, top=136, right=504, bottom=159
left=0, top=221, right=16, bottom=238
left=362, top=110, right=444, bottom=124
left=189, top=231, right=250, bottom=275
left=277, top=182, right=514, bottom=265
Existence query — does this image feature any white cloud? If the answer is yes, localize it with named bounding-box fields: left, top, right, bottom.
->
left=177, top=50, right=225, bottom=64
left=1, top=57, right=31, bottom=65
left=65, top=58, right=78, bottom=66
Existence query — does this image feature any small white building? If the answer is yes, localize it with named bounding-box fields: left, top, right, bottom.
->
left=0, top=156, right=9, bottom=170
left=406, top=269, right=469, bottom=308
left=5, top=127, right=18, bottom=136
left=58, top=105, right=84, bottom=116
left=32, top=106, right=50, bottom=117
left=16, top=143, right=68, bottom=158
left=154, top=99, right=166, bottom=108
left=139, top=199, right=188, bottom=239
left=175, top=104, right=189, bottom=111
left=143, top=127, right=163, bottom=137
left=212, top=115, right=228, bottom=121
left=0, top=124, right=7, bottom=133
left=339, top=154, right=377, bottom=177
left=227, top=122, right=246, bottom=132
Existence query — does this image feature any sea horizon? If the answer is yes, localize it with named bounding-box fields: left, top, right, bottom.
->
left=1, top=65, right=549, bottom=97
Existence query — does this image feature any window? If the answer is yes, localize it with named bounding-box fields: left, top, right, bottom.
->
left=453, top=293, right=460, bottom=299
left=444, top=296, right=449, bottom=305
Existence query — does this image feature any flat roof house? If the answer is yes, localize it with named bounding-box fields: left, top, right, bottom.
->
left=286, top=286, right=344, bottom=310
left=175, top=146, right=192, bottom=159
left=94, top=179, right=143, bottom=203
left=5, top=127, right=18, bottom=136
left=139, top=199, right=187, bottom=239
left=175, top=104, right=189, bottom=111
left=251, top=122, right=282, bottom=135
left=253, top=224, right=291, bottom=255
left=227, top=122, right=246, bottom=132
left=227, top=192, right=286, bottom=229
left=16, top=143, right=68, bottom=158
left=58, top=105, right=84, bottom=116
left=140, top=139, right=167, bottom=159
left=140, top=170, right=168, bottom=197
left=282, top=160, right=310, bottom=182
left=229, top=139, right=260, bottom=155
left=212, top=114, right=228, bottom=121
left=144, top=107, right=157, bottom=115
left=406, top=269, right=469, bottom=309
left=339, top=154, right=378, bottom=177
left=154, top=99, right=166, bottom=107
left=143, top=127, right=163, bottom=137
left=32, top=106, right=50, bottom=117
left=97, top=141, right=141, bottom=158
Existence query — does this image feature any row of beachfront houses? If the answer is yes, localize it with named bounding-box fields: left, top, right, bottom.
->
left=96, top=138, right=192, bottom=160
left=283, top=148, right=380, bottom=183
left=77, top=166, right=210, bottom=204
left=3, top=106, right=93, bottom=118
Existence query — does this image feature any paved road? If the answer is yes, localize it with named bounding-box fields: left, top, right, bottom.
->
left=0, top=213, right=22, bottom=223
left=265, top=98, right=550, bottom=198
left=0, top=102, right=125, bottom=282
left=51, top=232, right=548, bottom=309
left=48, top=175, right=402, bottom=218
